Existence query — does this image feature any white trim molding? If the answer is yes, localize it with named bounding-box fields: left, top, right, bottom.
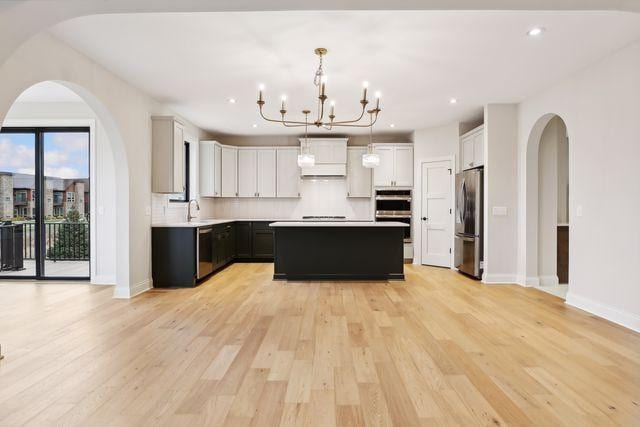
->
left=482, top=274, right=518, bottom=284
left=524, top=276, right=540, bottom=287
left=539, top=275, right=559, bottom=286
left=113, top=279, right=151, bottom=299
left=566, top=292, right=640, bottom=333
left=91, top=275, right=116, bottom=285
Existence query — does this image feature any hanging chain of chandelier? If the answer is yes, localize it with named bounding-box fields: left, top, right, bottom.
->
left=256, top=48, right=382, bottom=130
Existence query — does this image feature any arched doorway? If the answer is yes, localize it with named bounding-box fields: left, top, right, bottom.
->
left=0, top=80, right=129, bottom=292
left=525, top=114, right=570, bottom=298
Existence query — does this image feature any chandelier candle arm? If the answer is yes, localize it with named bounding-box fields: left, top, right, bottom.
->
left=256, top=48, right=382, bottom=129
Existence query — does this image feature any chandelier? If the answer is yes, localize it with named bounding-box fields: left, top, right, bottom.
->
left=256, top=48, right=382, bottom=168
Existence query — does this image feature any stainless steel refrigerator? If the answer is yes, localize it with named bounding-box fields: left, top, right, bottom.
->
left=454, top=168, right=483, bottom=279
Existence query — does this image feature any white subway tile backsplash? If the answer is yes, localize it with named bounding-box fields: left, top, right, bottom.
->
left=203, top=179, right=372, bottom=220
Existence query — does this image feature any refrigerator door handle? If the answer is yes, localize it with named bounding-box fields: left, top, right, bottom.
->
left=461, top=179, right=467, bottom=227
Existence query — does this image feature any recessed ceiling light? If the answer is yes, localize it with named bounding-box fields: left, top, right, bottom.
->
left=527, top=27, right=545, bottom=37
left=252, top=124, right=258, bottom=128
left=389, top=123, right=396, bottom=128
left=449, top=98, right=458, bottom=104
left=227, top=98, right=237, bottom=104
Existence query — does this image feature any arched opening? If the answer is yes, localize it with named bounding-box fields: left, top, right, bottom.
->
left=525, top=113, right=570, bottom=298
left=0, top=81, right=128, bottom=292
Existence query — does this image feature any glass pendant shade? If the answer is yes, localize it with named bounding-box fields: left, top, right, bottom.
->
left=298, top=153, right=315, bottom=167
left=362, top=152, right=380, bottom=168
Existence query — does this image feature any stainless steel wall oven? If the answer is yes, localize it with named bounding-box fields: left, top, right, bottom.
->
left=375, top=189, right=411, bottom=242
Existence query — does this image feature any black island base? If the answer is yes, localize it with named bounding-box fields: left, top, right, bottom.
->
left=270, top=221, right=408, bottom=281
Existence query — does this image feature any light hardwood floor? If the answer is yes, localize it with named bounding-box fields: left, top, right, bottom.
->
left=0, top=264, right=639, bottom=426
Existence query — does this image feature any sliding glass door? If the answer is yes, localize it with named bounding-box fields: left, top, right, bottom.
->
left=0, top=127, right=90, bottom=279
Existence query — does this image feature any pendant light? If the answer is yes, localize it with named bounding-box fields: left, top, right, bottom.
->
left=298, top=110, right=316, bottom=167
left=362, top=113, right=380, bottom=168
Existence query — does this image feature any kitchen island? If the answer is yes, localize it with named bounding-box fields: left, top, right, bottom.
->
left=270, top=221, right=408, bottom=281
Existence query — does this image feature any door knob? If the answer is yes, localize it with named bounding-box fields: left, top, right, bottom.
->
left=422, top=217, right=427, bottom=221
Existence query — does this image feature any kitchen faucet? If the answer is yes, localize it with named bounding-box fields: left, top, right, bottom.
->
left=187, top=199, right=200, bottom=222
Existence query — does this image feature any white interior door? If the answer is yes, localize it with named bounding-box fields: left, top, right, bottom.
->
left=421, top=160, right=452, bottom=267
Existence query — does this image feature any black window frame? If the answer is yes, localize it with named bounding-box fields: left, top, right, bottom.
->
left=0, top=126, right=91, bottom=280
left=169, top=141, right=190, bottom=203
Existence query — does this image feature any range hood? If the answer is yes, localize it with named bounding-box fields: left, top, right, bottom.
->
left=300, top=138, right=348, bottom=178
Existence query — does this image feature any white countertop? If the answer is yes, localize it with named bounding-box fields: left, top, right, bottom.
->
left=269, top=221, right=409, bottom=227
left=152, top=218, right=291, bottom=228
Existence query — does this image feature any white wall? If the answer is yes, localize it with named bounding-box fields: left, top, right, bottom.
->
left=557, top=126, right=569, bottom=223
left=518, top=39, right=640, bottom=331
left=0, top=32, right=209, bottom=297
left=537, top=117, right=561, bottom=282
left=411, top=123, right=460, bottom=265
left=483, top=104, right=519, bottom=283
left=4, top=100, right=117, bottom=284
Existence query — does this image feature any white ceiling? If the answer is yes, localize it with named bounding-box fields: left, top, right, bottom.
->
left=15, top=81, right=83, bottom=103
left=49, top=11, right=640, bottom=135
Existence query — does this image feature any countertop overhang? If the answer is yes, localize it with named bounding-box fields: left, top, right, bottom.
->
left=269, top=221, right=409, bottom=227
left=152, top=218, right=289, bottom=228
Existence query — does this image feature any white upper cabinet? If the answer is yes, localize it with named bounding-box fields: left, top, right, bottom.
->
left=214, top=144, right=222, bottom=196
left=394, top=146, right=414, bottom=187
left=199, top=141, right=222, bottom=197
left=373, top=144, right=413, bottom=187
left=221, top=145, right=238, bottom=197
left=347, top=147, right=372, bottom=198
left=473, top=131, right=484, bottom=167
left=461, top=125, right=484, bottom=170
left=276, top=147, right=300, bottom=198
left=256, top=149, right=276, bottom=198
left=373, top=146, right=394, bottom=187
left=152, top=116, right=185, bottom=193
left=238, top=149, right=258, bottom=197
left=237, top=148, right=277, bottom=198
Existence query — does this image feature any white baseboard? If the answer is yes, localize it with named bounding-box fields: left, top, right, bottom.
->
left=525, top=276, right=540, bottom=287
left=91, top=275, right=116, bottom=285
left=566, top=292, right=640, bottom=333
left=113, top=278, right=152, bottom=299
left=539, top=275, right=559, bottom=286
left=482, top=274, right=518, bottom=284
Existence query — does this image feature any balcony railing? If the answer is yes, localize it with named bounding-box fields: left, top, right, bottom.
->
left=1, top=222, right=89, bottom=265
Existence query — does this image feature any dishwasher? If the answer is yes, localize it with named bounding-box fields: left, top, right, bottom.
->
left=197, top=226, right=214, bottom=279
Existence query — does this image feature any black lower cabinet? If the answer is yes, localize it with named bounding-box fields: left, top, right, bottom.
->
left=235, top=221, right=275, bottom=262
left=152, top=227, right=197, bottom=288
left=252, top=222, right=275, bottom=259
left=152, top=221, right=274, bottom=288
left=235, top=222, right=252, bottom=258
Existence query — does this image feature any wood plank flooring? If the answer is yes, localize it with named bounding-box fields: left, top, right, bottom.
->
left=0, top=263, right=639, bottom=426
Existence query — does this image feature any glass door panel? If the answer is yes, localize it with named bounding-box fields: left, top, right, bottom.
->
left=42, top=130, right=90, bottom=278
left=0, top=131, right=37, bottom=277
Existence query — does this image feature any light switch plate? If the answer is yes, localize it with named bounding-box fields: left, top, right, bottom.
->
left=576, top=205, right=583, bottom=217
left=145, top=206, right=151, bottom=216
left=492, top=206, right=508, bottom=216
